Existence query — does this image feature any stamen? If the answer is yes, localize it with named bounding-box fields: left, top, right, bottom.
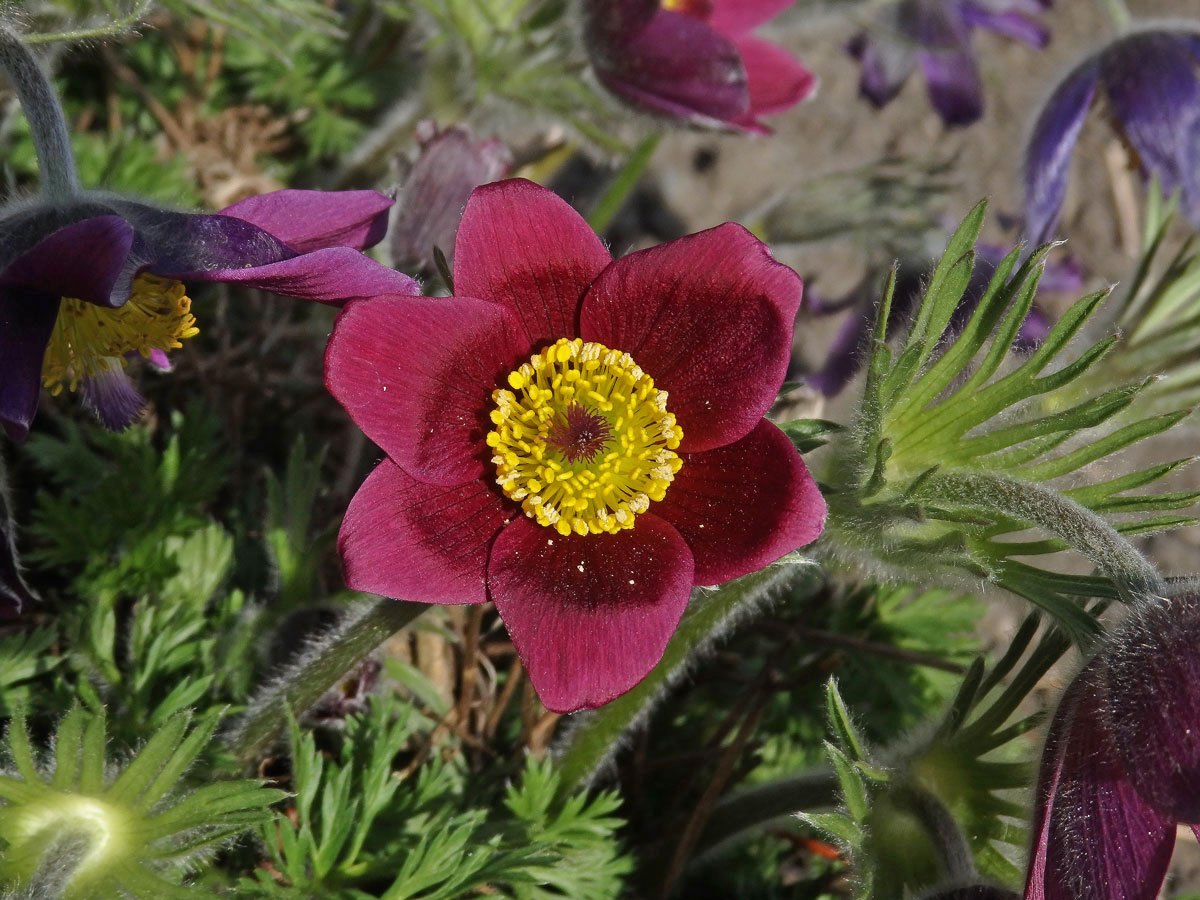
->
left=41, top=274, right=198, bottom=395
left=487, top=338, right=684, bottom=536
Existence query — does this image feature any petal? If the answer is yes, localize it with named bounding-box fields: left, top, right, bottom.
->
left=580, top=223, right=803, bottom=453
left=708, top=0, right=793, bottom=34
left=453, top=179, right=611, bottom=347
left=1104, top=593, right=1200, bottom=822
left=173, top=247, right=421, bottom=305
left=218, top=189, right=394, bottom=253
left=734, top=36, right=817, bottom=120
left=487, top=514, right=694, bottom=713
left=0, top=289, right=59, bottom=442
left=0, top=216, right=136, bottom=308
left=338, top=460, right=510, bottom=605
left=1025, top=663, right=1176, bottom=900
left=81, top=363, right=147, bottom=430
left=324, top=296, right=526, bottom=486
left=959, top=4, right=1049, bottom=47
left=1100, top=33, right=1200, bottom=228
left=588, top=9, right=751, bottom=126
left=851, top=28, right=918, bottom=108
left=1023, top=58, right=1100, bottom=245
left=655, top=420, right=825, bottom=584
left=391, top=125, right=512, bottom=273
left=919, top=45, right=984, bottom=126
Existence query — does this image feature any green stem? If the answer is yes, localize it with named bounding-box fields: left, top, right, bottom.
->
left=691, top=770, right=841, bottom=861
left=587, top=132, right=662, bottom=234
left=228, top=598, right=429, bottom=766
left=0, top=27, right=78, bottom=201
left=1093, top=0, right=1132, bottom=33
left=553, top=560, right=821, bottom=799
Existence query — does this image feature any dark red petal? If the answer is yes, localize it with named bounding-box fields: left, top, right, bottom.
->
left=338, top=460, right=510, bottom=605
left=218, top=189, right=393, bottom=252
left=325, top=296, right=526, bottom=486
left=1105, top=593, right=1200, bottom=822
left=1025, top=662, right=1176, bottom=900
left=0, top=289, right=58, bottom=441
left=487, top=514, right=694, bottom=713
left=735, top=36, right=816, bottom=120
left=580, top=223, right=803, bottom=452
left=655, top=420, right=825, bottom=585
left=0, top=216, right=135, bottom=308
left=453, top=179, right=611, bottom=346
left=171, top=247, right=420, bottom=305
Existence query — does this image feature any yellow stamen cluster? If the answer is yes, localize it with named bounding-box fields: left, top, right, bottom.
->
left=487, top=337, right=684, bottom=536
left=41, top=274, right=198, bottom=395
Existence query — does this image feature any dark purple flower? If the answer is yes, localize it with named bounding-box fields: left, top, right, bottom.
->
left=1025, top=28, right=1200, bottom=245
left=583, top=0, right=816, bottom=133
left=850, top=0, right=1052, bottom=127
left=803, top=243, right=1078, bottom=397
left=1024, top=591, right=1200, bottom=900
left=390, top=122, right=512, bottom=275
left=0, top=189, right=419, bottom=440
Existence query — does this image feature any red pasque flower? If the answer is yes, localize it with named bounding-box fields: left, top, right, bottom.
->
left=326, top=178, right=826, bottom=713
left=584, top=0, right=816, bottom=133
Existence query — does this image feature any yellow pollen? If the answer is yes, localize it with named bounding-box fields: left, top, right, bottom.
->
left=41, top=274, right=198, bottom=395
left=488, top=338, right=684, bottom=536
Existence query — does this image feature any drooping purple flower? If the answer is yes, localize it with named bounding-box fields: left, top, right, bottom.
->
left=849, top=0, right=1052, bottom=127
left=802, top=243, right=1078, bottom=397
left=583, top=0, right=816, bottom=133
left=1024, top=591, right=1200, bottom=900
left=1025, top=28, right=1200, bottom=245
left=0, top=189, right=420, bottom=441
left=390, top=122, right=512, bottom=276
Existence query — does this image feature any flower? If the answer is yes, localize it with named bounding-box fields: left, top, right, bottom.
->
left=1024, top=591, right=1200, bottom=900
left=0, top=189, right=420, bottom=441
left=390, top=122, right=512, bottom=276
left=1024, top=29, right=1200, bottom=245
left=849, top=0, right=1052, bottom=127
left=583, top=0, right=816, bottom=133
left=326, top=178, right=826, bottom=713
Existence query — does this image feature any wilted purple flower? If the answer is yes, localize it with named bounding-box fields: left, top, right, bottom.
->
left=1025, top=28, right=1200, bottom=245
left=850, top=0, right=1052, bottom=127
left=583, top=0, right=816, bottom=133
left=390, top=122, right=512, bottom=275
left=803, top=244, right=1078, bottom=397
left=1024, top=591, right=1200, bottom=900
left=0, top=189, right=419, bottom=441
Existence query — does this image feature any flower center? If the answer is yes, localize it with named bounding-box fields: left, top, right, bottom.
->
left=487, top=338, right=683, bottom=537
left=41, top=273, right=199, bottom=395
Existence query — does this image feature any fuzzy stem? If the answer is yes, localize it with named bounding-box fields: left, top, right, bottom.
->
left=228, top=598, right=429, bottom=766
left=1094, top=0, right=1132, bottom=33
left=587, top=132, right=662, bottom=234
left=0, top=27, right=78, bottom=200
left=553, top=560, right=822, bottom=799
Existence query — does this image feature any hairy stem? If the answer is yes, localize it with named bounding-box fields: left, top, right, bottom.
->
left=0, top=27, right=78, bottom=200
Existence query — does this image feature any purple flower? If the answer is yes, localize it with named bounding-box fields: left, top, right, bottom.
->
left=1025, top=28, right=1200, bottom=245
left=850, top=0, right=1052, bottom=127
left=1024, top=591, right=1200, bottom=900
left=0, top=189, right=419, bottom=441
left=390, top=122, right=512, bottom=275
left=583, top=0, right=816, bottom=133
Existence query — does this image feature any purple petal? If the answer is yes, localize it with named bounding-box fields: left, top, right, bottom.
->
left=959, top=3, right=1049, bottom=47
left=850, top=21, right=918, bottom=108
left=587, top=5, right=750, bottom=126
left=0, top=289, right=60, bottom=442
left=1023, top=57, right=1100, bottom=245
left=1104, top=593, right=1200, bottom=823
left=913, top=4, right=985, bottom=126
left=218, top=189, right=394, bottom=253
left=81, top=364, right=147, bottom=430
left=0, top=216, right=136, bottom=309
left=391, top=124, right=513, bottom=273
left=146, top=348, right=172, bottom=371
left=177, top=247, right=420, bottom=305
left=1100, top=32, right=1200, bottom=229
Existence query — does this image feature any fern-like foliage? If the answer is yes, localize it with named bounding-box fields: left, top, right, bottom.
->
left=0, top=706, right=284, bottom=899
left=821, top=201, right=1195, bottom=642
